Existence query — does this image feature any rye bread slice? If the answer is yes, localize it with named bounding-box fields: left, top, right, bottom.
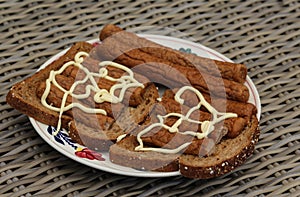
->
left=6, top=42, right=94, bottom=129
left=69, top=83, right=159, bottom=151
left=179, top=115, right=259, bottom=179
left=109, top=115, right=259, bottom=177
left=69, top=120, right=115, bottom=151
left=109, top=135, right=179, bottom=172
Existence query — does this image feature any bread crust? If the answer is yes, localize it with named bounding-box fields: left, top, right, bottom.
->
left=179, top=115, right=259, bottom=179
left=109, top=136, right=179, bottom=172
left=6, top=42, right=93, bottom=128
left=109, top=115, right=259, bottom=178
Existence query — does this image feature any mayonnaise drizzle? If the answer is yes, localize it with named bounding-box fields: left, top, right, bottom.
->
left=135, top=86, right=237, bottom=153
left=41, top=52, right=144, bottom=135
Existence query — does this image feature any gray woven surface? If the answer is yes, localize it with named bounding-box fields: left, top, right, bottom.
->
left=1, top=0, right=300, bottom=196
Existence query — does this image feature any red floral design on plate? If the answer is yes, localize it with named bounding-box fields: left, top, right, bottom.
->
left=75, top=148, right=105, bottom=161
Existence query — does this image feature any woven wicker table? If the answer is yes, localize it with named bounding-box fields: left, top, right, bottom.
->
left=1, top=0, right=300, bottom=196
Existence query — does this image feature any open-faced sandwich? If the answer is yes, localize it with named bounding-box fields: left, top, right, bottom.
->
left=6, top=24, right=259, bottom=179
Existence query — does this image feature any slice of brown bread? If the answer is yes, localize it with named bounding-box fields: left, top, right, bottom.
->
left=109, top=115, right=259, bottom=177
left=6, top=40, right=160, bottom=152
left=109, top=135, right=180, bottom=172
left=69, top=83, right=159, bottom=151
left=6, top=42, right=94, bottom=129
left=179, top=115, right=259, bottom=179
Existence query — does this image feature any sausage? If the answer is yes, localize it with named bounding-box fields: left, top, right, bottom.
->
left=93, top=24, right=249, bottom=102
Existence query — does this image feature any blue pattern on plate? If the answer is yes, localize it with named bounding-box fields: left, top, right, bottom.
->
left=47, top=126, right=77, bottom=149
left=179, top=48, right=196, bottom=55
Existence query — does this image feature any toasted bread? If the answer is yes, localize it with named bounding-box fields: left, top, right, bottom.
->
left=179, top=115, right=259, bottom=179
left=6, top=41, right=160, bottom=152
left=69, top=83, right=159, bottom=151
left=110, top=135, right=180, bottom=172
left=6, top=42, right=94, bottom=129
left=109, top=112, right=259, bottom=178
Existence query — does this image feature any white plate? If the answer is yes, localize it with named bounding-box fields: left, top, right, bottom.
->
left=30, top=35, right=261, bottom=177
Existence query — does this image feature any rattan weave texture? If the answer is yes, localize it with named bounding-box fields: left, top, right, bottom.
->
left=1, top=0, right=300, bottom=196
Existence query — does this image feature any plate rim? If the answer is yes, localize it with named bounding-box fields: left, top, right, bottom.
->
left=30, top=34, right=261, bottom=177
